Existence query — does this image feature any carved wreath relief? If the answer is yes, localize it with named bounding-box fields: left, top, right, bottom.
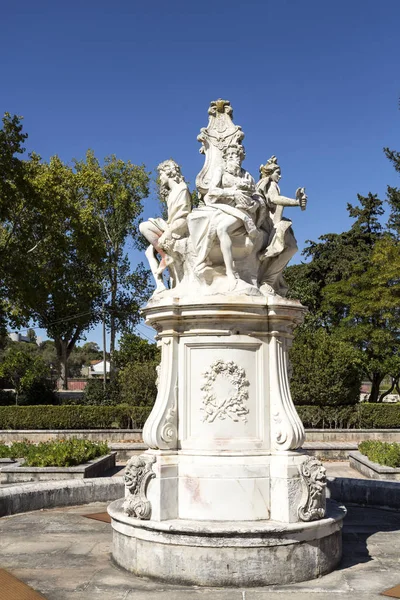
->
left=298, top=457, right=327, bottom=522
left=201, top=359, right=250, bottom=423
left=123, top=454, right=156, bottom=519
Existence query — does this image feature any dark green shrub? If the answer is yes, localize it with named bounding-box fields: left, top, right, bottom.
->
left=82, top=379, right=121, bottom=406
left=296, top=403, right=400, bottom=429
left=0, top=404, right=152, bottom=430
left=290, top=329, right=362, bottom=406
left=0, top=438, right=109, bottom=467
left=19, top=379, right=57, bottom=406
left=359, top=440, right=400, bottom=468
left=355, top=404, right=400, bottom=428
left=118, top=361, right=158, bottom=406
left=0, top=390, right=15, bottom=406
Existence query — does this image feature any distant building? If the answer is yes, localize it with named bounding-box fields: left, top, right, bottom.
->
left=82, top=360, right=111, bottom=378
left=8, top=332, right=42, bottom=345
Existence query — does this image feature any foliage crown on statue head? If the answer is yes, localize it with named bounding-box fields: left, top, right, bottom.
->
left=222, top=143, right=246, bottom=162
left=259, top=155, right=280, bottom=179
left=157, top=159, right=184, bottom=184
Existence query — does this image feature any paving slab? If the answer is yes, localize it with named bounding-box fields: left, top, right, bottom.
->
left=0, top=496, right=400, bottom=599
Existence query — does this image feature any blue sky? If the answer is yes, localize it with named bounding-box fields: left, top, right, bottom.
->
left=2, top=0, right=399, bottom=347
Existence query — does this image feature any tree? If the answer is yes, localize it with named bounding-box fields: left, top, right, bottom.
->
left=0, top=113, right=34, bottom=334
left=290, top=328, right=363, bottom=406
left=295, top=193, right=384, bottom=327
left=0, top=344, right=50, bottom=405
left=67, top=342, right=103, bottom=378
left=323, top=234, right=400, bottom=402
left=384, top=146, right=400, bottom=237
left=26, top=328, right=37, bottom=343
left=4, top=153, right=107, bottom=389
left=286, top=179, right=398, bottom=403
left=114, top=332, right=160, bottom=368
left=74, top=151, right=151, bottom=369
left=0, top=114, right=28, bottom=260
left=118, top=361, right=158, bottom=406
left=114, top=332, right=159, bottom=407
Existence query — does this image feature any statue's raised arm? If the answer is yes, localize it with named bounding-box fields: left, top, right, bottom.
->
left=256, top=156, right=307, bottom=296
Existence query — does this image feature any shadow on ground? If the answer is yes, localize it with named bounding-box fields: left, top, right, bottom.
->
left=338, top=504, right=400, bottom=570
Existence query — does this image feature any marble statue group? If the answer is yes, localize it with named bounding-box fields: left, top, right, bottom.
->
left=140, top=99, right=307, bottom=297
left=108, top=99, right=344, bottom=588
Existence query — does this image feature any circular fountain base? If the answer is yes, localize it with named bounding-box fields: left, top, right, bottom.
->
left=108, top=499, right=346, bottom=587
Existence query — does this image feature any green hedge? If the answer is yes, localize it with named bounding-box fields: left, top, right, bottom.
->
left=0, top=405, right=153, bottom=430
left=296, top=403, right=400, bottom=429
left=0, top=403, right=399, bottom=431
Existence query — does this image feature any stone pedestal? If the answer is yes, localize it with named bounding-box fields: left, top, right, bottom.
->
left=109, top=294, right=345, bottom=586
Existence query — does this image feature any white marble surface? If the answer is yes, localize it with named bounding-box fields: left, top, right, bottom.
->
left=109, top=498, right=345, bottom=586
left=140, top=99, right=307, bottom=298
left=137, top=295, right=316, bottom=523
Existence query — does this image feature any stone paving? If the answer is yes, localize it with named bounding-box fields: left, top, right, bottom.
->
left=0, top=500, right=400, bottom=600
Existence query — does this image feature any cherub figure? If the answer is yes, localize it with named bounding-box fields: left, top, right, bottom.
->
left=256, top=156, right=307, bottom=295
left=139, top=160, right=191, bottom=293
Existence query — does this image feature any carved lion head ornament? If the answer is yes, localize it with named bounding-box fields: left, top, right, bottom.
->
left=298, top=456, right=327, bottom=522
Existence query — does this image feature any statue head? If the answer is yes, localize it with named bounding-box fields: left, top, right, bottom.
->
left=223, top=144, right=245, bottom=175
left=157, top=159, right=184, bottom=200
left=259, top=156, right=281, bottom=183
left=302, top=457, right=327, bottom=492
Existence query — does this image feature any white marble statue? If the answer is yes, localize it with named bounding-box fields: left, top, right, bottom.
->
left=190, top=143, right=262, bottom=288
left=256, top=155, right=307, bottom=296
left=140, top=100, right=307, bottom=298
left=109, top=101, right=342, bottom=588
left=139, top=159, right=191, bottom=292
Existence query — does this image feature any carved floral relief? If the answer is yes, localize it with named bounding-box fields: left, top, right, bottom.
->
left=200, top=359, right=250, bottom=423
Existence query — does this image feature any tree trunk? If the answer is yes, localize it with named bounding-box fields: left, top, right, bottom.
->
left=109, top=266, right=118, bottom=377
left=55, top=330, right=83, bottom=391
left=379, top=376, right=396, bottom=402
left=59, top=339, right=69, bottom=390
left=369, top=373, right=384, bottom=403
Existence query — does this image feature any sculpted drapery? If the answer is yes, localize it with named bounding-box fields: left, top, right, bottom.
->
left=140, top=100, right=307, bottom=298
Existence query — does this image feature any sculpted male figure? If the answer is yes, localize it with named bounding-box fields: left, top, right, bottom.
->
left=192, top=144, right=261, bottom=286
left=139, top=160, right=191, bottom=293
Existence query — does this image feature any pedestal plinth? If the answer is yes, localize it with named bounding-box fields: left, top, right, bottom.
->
left=109, top=498, right=345, bottom=586
left=109, top=294, right=345, bottom=585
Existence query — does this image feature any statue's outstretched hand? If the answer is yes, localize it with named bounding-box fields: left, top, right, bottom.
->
left=296, top=187, right=307, bottom=211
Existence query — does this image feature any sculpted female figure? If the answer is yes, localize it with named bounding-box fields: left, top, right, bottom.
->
left=256, top=156, right=307, bottom=295
left=139, top=160, right=191, bottom=293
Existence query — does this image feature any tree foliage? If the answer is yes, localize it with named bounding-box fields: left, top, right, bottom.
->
left=114, top=332, right=160, bottom=368
left=290, top=328, right=362, bottom=406
left=286, top=157, right=400, bottom=403
left=3, top=152, right=107, bottom=389
left=74, top=151, right=151, bottom=365
left=0, top=343, right=52, bottom=404
left=0, top=115, right=152, bottom=389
